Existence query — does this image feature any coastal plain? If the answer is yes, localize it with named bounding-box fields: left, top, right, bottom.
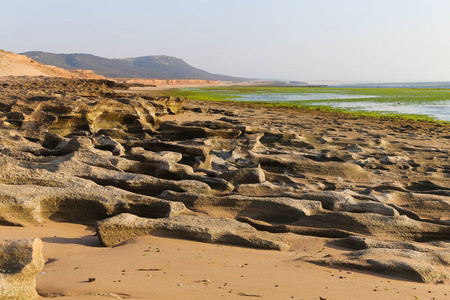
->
left=0, top=77, right=449, bottom=299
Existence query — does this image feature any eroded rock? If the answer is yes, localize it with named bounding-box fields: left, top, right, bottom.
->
left=159, top=190, right=322, bottom=223
left=0, top=77, right=450, bottom=284
left=0, top=238, right=44, bottom=300
left=304, top=236, right=450, bottom=283
left=0, top=183, right=187, bottom=226
left=96, top=213, right=291, bottom=250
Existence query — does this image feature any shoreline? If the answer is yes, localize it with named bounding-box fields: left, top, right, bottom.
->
left=128, top=85, right=450, bottom=123
left=3, top=221, right=448, bottom=300
left=0, top=77, right=449, bottom=299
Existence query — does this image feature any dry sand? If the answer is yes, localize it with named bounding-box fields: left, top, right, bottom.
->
left=0, top=59, right=50, bottom=77
left=1, top=221, right=448, bottom=300
left=0, top=51, right=105, bottom=79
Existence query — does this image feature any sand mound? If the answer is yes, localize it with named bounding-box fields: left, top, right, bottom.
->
left=0, top=50, right=105, bottom=79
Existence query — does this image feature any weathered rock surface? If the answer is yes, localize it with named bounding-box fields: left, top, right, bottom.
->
left=249, top=152, right=377, bottom=183
left=303, top=248, right=450, bottom=283
left=0, top=77, right=449, bottom=283
left=0, top=182, right=187, bottom=226
left=159, top=190, right=323, bottom=223
left=290, top=212, right=450, bottom=241
left=0, top=238, right=44, bottom=300
left=96, top=213, right=291, bottom=250
left=302, top=235, right=450, bottom=283
left=0, top=76, right=184, bottom=136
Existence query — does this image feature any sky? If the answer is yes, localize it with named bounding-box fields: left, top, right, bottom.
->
left=1, top=0, right=450, bottom=82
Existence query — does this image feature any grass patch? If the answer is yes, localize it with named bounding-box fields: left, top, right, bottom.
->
left=157, top=86, right=450, bottom=123
left=153, top=88, right=241, bottom=102
left=233, top=100, right=441, bottom=122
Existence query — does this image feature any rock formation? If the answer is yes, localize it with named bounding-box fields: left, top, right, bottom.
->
left=0, top=239, right=44, bottom=300
left=303, top=235, right=450, bottom=283
left=0, top=75, right=449, bottom=286
left=96, top=213, right=290, bottom=250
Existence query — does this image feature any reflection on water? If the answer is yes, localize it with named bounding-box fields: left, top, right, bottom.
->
left=311, top=101, right=450, bottom=121
left=234, top=93, right=450, bottom=121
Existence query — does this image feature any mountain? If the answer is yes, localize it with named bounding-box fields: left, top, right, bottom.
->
left=21, top=51, right=247, bottom=81
left=0, top=50, right=105, bottom=79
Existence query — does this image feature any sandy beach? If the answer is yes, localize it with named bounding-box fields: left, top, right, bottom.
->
left=0, top=220, right=445, bottom=300
left=0, top=77, right=449, bottom=299
left=2, top=0, right=450, bottom=297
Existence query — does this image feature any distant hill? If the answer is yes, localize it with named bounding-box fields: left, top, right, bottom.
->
left=0, top=50, right=105, bottom=79
left=22, top=51, right=248, bottom=81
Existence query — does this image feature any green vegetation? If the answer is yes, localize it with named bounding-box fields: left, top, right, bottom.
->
left=160, top=86, right=450, bottom=123
left=158, top=88, right=242, bottom=102
left=167, top=86, right=450, bottom=104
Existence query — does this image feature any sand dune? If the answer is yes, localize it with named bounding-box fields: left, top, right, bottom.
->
left=0, top=50, right=105, bottom=79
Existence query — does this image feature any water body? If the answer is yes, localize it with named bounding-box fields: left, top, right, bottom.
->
left=315, top=100, right=450, bottom=121
left=233, top=92, right=450, bottom=121
left=337, top=81, right=450, bottom=89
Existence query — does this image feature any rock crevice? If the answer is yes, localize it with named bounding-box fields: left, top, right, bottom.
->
left=0, top=77, right=449, bottom=284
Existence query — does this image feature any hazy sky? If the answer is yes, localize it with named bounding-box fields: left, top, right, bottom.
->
left=2, top=0, right=449, bottom=82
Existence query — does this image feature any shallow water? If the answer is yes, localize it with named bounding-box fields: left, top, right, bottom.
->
left=233, top=92, right=450, bottom=121
left=237, top=92, right=378, bottom=102
left=310, top=100, right=450, bottom=121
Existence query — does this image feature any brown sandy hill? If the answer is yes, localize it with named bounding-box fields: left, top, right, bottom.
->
left=0, top=50, right=105, bottom=79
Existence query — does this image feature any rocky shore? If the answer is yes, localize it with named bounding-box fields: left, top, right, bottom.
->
left=0, top=76, right=449, bottom=299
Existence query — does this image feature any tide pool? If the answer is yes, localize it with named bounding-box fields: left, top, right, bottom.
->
left=232, top=92, right=450, bottom=121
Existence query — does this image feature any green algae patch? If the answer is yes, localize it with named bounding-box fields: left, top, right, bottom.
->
left=160, top=86, right=450, bottom=123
